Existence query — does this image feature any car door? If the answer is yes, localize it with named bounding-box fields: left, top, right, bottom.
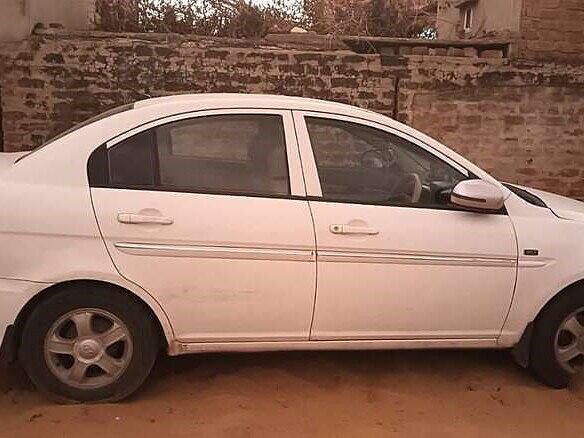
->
left=293, top=111, right=517, bottom=341
left=89, top=109, right=316, bottom=343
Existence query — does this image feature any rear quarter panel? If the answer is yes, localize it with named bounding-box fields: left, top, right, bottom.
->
left=0, top=124, right=174, bottom=341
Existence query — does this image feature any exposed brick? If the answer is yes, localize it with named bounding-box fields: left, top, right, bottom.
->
left=430, top=47, right=448, bottom=56
left=480, top=50, right=504, bottom=59
left=17, top=78, right=45, bottom=88
left=447, top=47, right=465, bottom=57
left=504, top=115, right=525, bottom=126
left=43, top=53, right=64, bottom=64
left=560, top=168, right=580, bottom=178
left=411, top=46, right=429, bottom=56
left=134, top=45, right=153, bottom=56
left=519, top=0, right=584, bottom=61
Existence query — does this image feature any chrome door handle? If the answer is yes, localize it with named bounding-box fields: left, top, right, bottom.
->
left=329, top=224, right=379, bottom=235
left=117, top=213, right=174, bottom=225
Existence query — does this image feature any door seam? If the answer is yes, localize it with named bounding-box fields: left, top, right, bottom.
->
left=290, top=110, right=319, bottom=340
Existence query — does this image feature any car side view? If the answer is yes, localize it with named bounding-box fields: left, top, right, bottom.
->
left=1, top=94, right=584, bottom=403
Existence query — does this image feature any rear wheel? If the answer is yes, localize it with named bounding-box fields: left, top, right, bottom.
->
left=530, top=288, right=584, bottom=388
left=20, top=284, right=159, bottom=403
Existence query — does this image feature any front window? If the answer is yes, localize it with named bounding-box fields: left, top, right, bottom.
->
left=305, top=117, right=466, bottom=207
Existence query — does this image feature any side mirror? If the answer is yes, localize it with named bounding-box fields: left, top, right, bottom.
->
left=451, top=180, right=505, bottom=211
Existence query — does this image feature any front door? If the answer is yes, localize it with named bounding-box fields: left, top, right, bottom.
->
left=293, top=112, right=517, bottom=340
left=90, top=110, right=316, bottom=342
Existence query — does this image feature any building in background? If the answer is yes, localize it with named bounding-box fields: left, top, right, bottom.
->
left=437, top=0, right=522, bottom=40
left=437, top=0, right=584, bottom=60
left=0, top=0, right=95, bottom=42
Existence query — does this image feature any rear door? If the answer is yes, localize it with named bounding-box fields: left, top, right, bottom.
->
left=89, top=109, right=316, bottom=343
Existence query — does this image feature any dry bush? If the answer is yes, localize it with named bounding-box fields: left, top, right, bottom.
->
left=95, top=0, right=436, bottom=38
left=303, top=0, right=436, bottom=37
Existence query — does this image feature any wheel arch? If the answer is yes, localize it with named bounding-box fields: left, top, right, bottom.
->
left=9, top=279, right=173, bottom=361
left=512, top=278, right=584, bottom=367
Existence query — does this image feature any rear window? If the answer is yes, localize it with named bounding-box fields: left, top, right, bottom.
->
left=89, top=113, right=291, bottom=198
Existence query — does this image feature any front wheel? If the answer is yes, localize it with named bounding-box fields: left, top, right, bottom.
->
left=530, top=287, right=584, bottom=388
left=20, top=284, right=159, bottom=403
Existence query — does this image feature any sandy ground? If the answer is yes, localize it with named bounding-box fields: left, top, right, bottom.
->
left=1, top=349, right=583, bottom=437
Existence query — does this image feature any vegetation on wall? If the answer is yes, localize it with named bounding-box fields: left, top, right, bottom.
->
left=95, top=0, right=437, bottom=38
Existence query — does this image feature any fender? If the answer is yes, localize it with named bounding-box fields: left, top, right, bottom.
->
left=1, top=274, right=176, bottom=365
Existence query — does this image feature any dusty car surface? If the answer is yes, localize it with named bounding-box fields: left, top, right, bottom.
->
left=1, top=94, right=584, bottom=403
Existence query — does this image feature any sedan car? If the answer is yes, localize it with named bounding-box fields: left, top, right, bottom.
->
left=1, top=94, right=584, bottom=403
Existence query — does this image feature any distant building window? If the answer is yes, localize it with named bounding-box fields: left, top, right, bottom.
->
left=463, top=6, right=473, bottom=32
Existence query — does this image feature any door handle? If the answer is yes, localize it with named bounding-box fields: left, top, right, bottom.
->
left=117, top=213, right=174, bottom=225
left=329, top=224, right=379, bottom=235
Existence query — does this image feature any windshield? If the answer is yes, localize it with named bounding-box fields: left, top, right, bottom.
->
left=16, top=103, right=134, bottom=163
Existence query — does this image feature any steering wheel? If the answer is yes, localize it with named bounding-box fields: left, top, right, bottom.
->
left=360, top=146, right=398, bottom=169
left=387, top=173, right=422, bottom=203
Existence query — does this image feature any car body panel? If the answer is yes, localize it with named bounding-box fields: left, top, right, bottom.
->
left=510, top=183, right=584, bottom=221
left=0, top=277, right=47, bottom=346
left=91, top=188, right=317, bottom=342
left=306, top=201, right=518, bottom=340
left=499, top=193, right=584, bottom=346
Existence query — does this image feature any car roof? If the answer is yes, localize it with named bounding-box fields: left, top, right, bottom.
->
left=133, top=93, right=379, bottom=118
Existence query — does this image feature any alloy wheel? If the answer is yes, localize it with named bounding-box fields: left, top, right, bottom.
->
left=554, top=307, right=584, bottom=373
left=44, top=308, right=133, bottom=389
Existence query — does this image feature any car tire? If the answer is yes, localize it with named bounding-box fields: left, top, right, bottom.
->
left=530, top=287, right=584, bottom=389
left=19, top=284, right=159, bottom=403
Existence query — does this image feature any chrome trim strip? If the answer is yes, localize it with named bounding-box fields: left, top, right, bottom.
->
left=518, top=258, right=555, bottom=268
left=170, top=338, right=498, bottom=355
left=114, top=243, right=515, bottom=267
left=318, top=250, right=516, bottom=267
left=114, top=242, right=315, bottom=262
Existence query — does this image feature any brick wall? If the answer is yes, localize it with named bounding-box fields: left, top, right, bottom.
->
left=399, top=57, right=584, bottom=198
left=1, top=30, right=583, bottom=198
left=519, top=0, right=584, bottom=61
left=0, top=31, right=392, bottom=154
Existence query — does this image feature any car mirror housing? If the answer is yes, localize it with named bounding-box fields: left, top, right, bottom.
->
left=451, top=180, right=505, bottom=211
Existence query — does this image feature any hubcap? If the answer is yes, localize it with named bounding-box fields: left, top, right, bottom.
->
left=44, top=308, right=133, bottom=389
left=554, top=307, right=584, bottom=374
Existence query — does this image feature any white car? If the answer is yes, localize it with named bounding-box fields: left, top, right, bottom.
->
left=1, top=94, right=584, bottom=403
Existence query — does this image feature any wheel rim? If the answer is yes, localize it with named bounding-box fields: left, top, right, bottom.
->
left=554, top=307, right=584, bottom=374
left=44, top=308, right=133, bottom=389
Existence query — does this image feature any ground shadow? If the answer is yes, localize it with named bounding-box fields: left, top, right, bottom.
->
left=0, top=348, right=543, bottom=404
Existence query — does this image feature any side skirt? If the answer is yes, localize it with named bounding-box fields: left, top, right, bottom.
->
left=168, top=338, right=499, bottom=356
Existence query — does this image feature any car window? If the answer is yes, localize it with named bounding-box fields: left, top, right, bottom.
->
left=108, top=129, right=157, bottom=187
left=305, top=117, right=466, bottom=207
left=104, top=114, right=290, bottom=197
left=155, top=114, right=289, bottom=196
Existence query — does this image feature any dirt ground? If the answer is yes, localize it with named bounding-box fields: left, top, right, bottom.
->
left=1, top=349, right=583, bottom=437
